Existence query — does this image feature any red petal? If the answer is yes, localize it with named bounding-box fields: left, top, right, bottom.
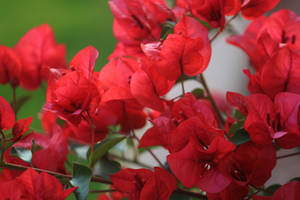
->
left=0, top=96, right=15, bottom=130
left=69, top=46, right=99, bottom=78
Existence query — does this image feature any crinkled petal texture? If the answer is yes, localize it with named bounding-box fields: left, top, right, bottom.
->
left=45, top=71, right=100, bottom=124
left=227, top=16, right=268, bottom=71
left=155, top=16, right=211, bottom=81
left=253, top=181, right=300, bottom=200
left=69, top=46, right=98, bottom=78
left=167, top=117, right=235, bottom=193
left=244, top=94, right=274, bottom=144
left=241, top=0, right=280, bottom=19
left=130, top=69, right=164, bottom=111
left=274, top=92, right=300, bottom=148
left=0, top=96, right=15, bottom=131
left=168, top=137, right=235, bottom=193
left=5, top=126, right=69, bottom=174
left=14, top=24, right=66, bottom=90
left=109, top=0, right=174, bottom=44
left=110, top=167, right=177, bottom=200
left=0, top=168, right=75, bottom=200
left=0, top=45, right=21, bottom=87
left=12, top=117, right=33, bottom=140
left=220, top=142, right=276, bottom=187
left=139, top=116, right=176, bottom=150
left=19, top=168, right=75, bottom=200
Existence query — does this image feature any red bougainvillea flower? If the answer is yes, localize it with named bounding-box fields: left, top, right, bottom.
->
left=220, top=142, right=276, bottom=188
left=139, top=93, right=218, bottom=150
left=253, top=181, right=300, bottom=200
left=0, top=45, right=22, bottom=87
left=245, top=47, right=300, bottom=99
left=14, top=24, right=66, bottom=90
left=207, top=182, right=249, bottom=200
left=228, top=10, right=300, bottom=71
left=109, top=0, right=174, bottom=45
left=12, top=117, right=33, bottom=141
left=241, top=0, right=280, bottom=19
left=227, top=92, right=300, bottom=148
left=144, top=15, right=211, bottom=81
left=110, top=167, right=177, bottom=200
left=167, top=117, right=235, bottom=193
left=45, top=46, right=100, bottom=124
left=0, top=168, right=76, bottom=200
left=5, top=119, right=69, bottom=174
left=0, top=96, right=15, bottom=131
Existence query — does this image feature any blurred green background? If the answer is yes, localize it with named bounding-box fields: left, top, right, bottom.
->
left=0, top=0, right=115, bottom=129
left=0, top=1, right=115, bottom=199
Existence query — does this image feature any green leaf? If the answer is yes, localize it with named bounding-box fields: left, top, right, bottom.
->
left=227, top=120, right=244, bottom=137
left=70, top=163, right=92, bottom=200
left=289, top=177, right=300, bottom=182
left=96, top=157, right=121, bottom=180
left=230, top=128, right=250, bottom=146
left=165, top=0, right=176, bottom=8
left=88, top=136, right=126, bottom=167
left=10, top=147, right=32, bottom=162
left=191, top=88, right=204, bottom=99
left=259, top=184, right=281, bottom=196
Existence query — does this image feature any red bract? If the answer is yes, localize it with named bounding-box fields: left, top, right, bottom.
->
left=220, top=142, right=276, bottom=188
left=0, top=96, right=15, bottom=131
left=145, top=16, right=211, bottom=81
left=227, top=92, right=300, bottom=148
left=207, top=182, right=249, bottom=200
left=14, top=24, right=66, bottom=90
left=5, top=123, right=69, bottom=174
left=110, top=167, right=177, bottom=200
left=0, top=45, right=21, bottom=87
left=109, top=0, right=174, bottom=45
left=228, top=10, right=300, bottom=71
left=167, top=117, right=235, bottom=193
left=253, top=181, right=300, bottom=200
left=246, top=47, right=300, bottom=99
left=0, top=168, right=76, bottom=200
left=241, top=0, right=280, bottom=19
left=12, top=117, right=33, bottom=141
left=139, top=93, right=218, bottom=150
left=45, top=46, right=100, bottom=124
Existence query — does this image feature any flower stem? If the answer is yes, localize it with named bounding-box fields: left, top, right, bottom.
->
left=12, top=86, right=17, bottom=114
left=277, top=152, right=300, bottom=159
left=108, top=153, right=153, bottom=169
left=89, top=189, right=117, bottom=193
left=0, top=162, right=112, bottom=184
left=131, top=131, right=165, bottom=169
left=198, top=74, right=225, bottom=125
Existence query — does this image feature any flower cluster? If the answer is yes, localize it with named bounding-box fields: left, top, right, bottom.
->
left=1, top=0, right=300, bottom=199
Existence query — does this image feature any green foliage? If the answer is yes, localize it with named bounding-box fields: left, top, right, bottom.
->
left=70, top=163, right=93, bottom=200
left=96, top=157, right=121, bottom=180
left=88, top=136, right=126, bottom=167
left=230, top=128, right=251, bottom=146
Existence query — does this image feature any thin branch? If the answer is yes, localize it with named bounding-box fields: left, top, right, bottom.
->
left=89, top=189, right=117, bottom=193
left=12, top=86, right=17, bottom=114
left=0, top=162, right=112, bottom=184
left=210, top=14, right=238, bottom=43
left=109, top=153, right=153, bottom=169
left=0, top=130, right=6, bottom=162
left=175, top=188, right=207, bottom=199
left=277, top=152, right=300, bottom=159
left=131, top=131, right=165, bottom=169
left=198, top=74, right=225, bottom=125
